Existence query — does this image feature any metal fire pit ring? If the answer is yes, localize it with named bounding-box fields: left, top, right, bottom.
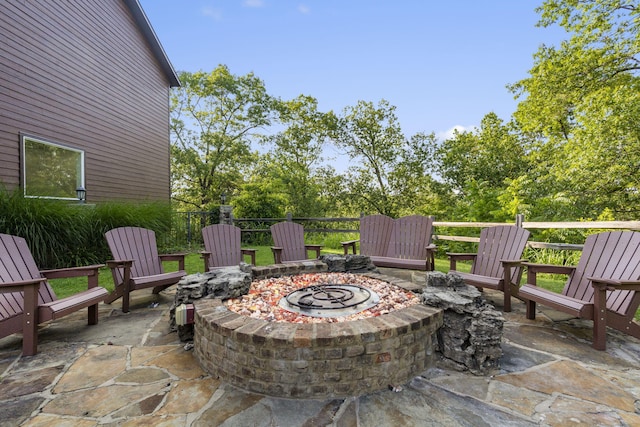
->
left=279, top=283, right=380, bottom=318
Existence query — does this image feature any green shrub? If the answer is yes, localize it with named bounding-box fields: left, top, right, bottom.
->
left=0, top=188, right=172, bottom=269
left=523, top=247, right=581, bottom=266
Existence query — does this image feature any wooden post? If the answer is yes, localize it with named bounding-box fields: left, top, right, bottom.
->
left=219, top=205, right=233, bottom=225
left=515, top=214, right=524, bottom=228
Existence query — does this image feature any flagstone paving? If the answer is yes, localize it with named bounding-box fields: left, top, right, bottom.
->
left=1, top=282, right=640, bottom=426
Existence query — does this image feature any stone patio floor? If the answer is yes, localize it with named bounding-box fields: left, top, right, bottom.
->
left=2, top=269, right=640, bottom=426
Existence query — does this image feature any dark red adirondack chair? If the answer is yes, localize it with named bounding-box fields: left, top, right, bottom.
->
left=519, top=231, right=640, bottom=350
left=201, top=224, right=256, bottom=270
left=270, top=222, right=322, bottom=264
left=342, top=215, right=436, bottom=271
left=0, top=233, right=108, bottom=356
left=105, top=227, right=186, bottom=313
left=448, top=225, right=530, bottom=312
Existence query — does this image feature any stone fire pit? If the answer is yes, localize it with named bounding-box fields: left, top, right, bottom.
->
left=171, top=256, right=504, bottom=398
left=174, top=256, right=443, bottom=399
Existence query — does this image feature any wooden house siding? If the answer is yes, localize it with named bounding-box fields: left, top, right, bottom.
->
left=0, top=0, right=177, bottom=202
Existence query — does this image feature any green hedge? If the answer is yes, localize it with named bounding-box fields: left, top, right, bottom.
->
left=0, top=189, right=172, bottom=269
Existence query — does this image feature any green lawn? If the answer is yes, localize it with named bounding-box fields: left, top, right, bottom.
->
left=49, top=246, right=567, bottom=299
left=46, top=247, right=640, bottom=322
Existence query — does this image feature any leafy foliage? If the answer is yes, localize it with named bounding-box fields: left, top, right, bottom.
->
left=0, top=189, right=172, bottom=268
left=161, top=0, right=639, bottom=228
left=508, top=0, right=640, bottom=220
left=260, top=95, right=338, bottom=216
left=170, top=66, right=274, bottom=210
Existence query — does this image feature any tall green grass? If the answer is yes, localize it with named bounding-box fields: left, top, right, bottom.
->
left=0, top=189, right=173, bottom=269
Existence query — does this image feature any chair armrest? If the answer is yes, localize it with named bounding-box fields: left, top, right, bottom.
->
left=0, top=277, right=47, bottom=293
left=341, top=240, right=359, bottom=255
left=447, top=253, right=476, bottom=259
left=499, top=259, right=527, bottom=267
left=159, top=253, right=186, bottom=271
left=523, top=262, right=575, bottom=287
left=106, top=260, right=134, bottom=268
left=425, top=244, right=437, bottom=271
left=271, top=247, right=283, bottom=264
left=447, top=253, right=477, bottom=271
left=0, top=277, right=44, bottom=355
left=40, top=264, right=104, bottom=288
left=588, top=277, right=640, bottom=291
left=305, top=245, right=323, bottom=259
left=106, top=260, right=133, bottom=286
left=201, top=251, right=212, bottom=271
left=522, top=262, right=575, bottom=275
left=241, top=248, right=257, bottom=265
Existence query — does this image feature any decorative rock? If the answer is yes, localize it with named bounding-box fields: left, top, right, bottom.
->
left=170, top=264, right=253, bottom=341
left=422, top=271, right=504, bottom=375
left=320, top=254, right=378, bottom=273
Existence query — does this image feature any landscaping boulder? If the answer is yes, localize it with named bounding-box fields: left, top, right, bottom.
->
left=320, top=254, right=378, bottom=273
left=170, top=263, right=252, bottom=341
left=422, top=271, right=504, bottom=375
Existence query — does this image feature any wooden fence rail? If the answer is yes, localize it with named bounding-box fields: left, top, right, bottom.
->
left=171, top=211, right=640, bottom=252
left=433, top=218, right=640, bottom=251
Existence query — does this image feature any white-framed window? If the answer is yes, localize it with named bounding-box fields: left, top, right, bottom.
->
left=21, top=135, right=85, bottom=200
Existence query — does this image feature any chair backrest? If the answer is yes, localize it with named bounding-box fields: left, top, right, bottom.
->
left=564, top=231, right=640, bottom=315
left=105, top=227, right=163, bottom=282
left=386, top=215, right=434, bottom=259
left=0, top=234, right=57, bottom=329
left=271, top=222, right=307, bottom=262
left=202, top=224, right=243, bottom=268
left=471, top=225, right=531, bottom=284
left=359, top=215, right=395, bottom=257
left=360, top=215, right=434, bottom=260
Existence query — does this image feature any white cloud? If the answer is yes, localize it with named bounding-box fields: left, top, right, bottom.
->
left=297, top=4, right=310, bottom=14
left=201, top=7, right=222, bottom=21
left=436, top=125, right=476, bottom=141
left=243, top=0, right=264, bottom=7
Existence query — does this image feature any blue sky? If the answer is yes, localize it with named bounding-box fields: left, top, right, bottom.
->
left=138, top=0, right=567, bottom=141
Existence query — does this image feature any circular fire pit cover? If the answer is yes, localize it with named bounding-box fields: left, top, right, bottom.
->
left=279, top=283, right=380, bottom=318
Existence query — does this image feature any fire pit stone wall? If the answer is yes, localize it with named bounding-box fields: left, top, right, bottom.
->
left=194, top=297, right=442, bottom=398
left=192, top=259, right=443, bottom=399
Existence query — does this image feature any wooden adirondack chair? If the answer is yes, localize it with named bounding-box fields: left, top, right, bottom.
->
left=448, top=225, right=530, bottom=312
left=270, top=222, right=322, bottom=264
left=104, top=227, right=186, bottom=313
left=201, top=224, right=257, bottom=270
left=519, top=231, right=640, bottom=350
left=0, top=233, right=108, bottom=356
left=342, top=215, right=436, bottom=271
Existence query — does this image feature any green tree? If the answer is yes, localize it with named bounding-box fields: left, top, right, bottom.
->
left=434, top=113, right=530, bottom=221
left=233, top=179, right=286, bottom=219
left=170, top=66, right=274, bottom=210
left=390, top=132, right=454, bottom=218
left=261, top=95, right=338, bottom=216
left=332, top=100, right=407, bottom=216
left=509, top=0, right=640, bottom=219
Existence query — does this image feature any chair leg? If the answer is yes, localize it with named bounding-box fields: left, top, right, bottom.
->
left=503, top=285, right=512, bottom=312
left=88, top=303, right=99, bottom=325
left=525, top=300, right=536, bottom=320
left=22, top=285, right=39, bottom=356
left=592, top=287, right=607, bottom=350
left=503, top=266, right=512, bottom=312
left=122, top=285, right=130, bottom=313
left=152, top=284, right=170, bottom=294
